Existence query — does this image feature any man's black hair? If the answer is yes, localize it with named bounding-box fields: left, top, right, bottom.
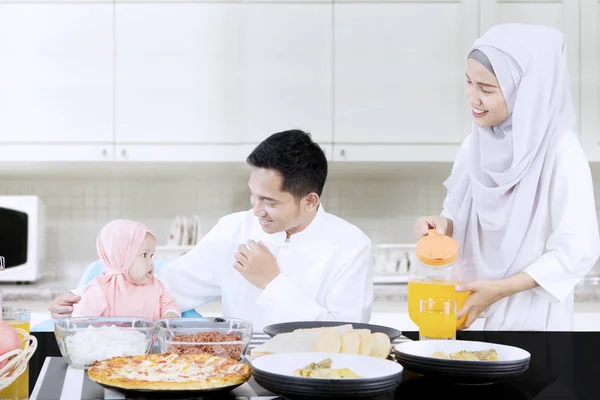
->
left=246, top=129, right=328, bottom=199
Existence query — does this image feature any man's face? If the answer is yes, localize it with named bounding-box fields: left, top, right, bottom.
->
left=248, top=167, right=305, bottom=234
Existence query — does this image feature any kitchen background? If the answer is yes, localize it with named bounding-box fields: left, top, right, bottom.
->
left=1, top=0, right=600, bottom=330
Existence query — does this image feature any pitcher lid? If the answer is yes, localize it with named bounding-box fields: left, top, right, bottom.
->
left=416, top=229, right=458, bottom=267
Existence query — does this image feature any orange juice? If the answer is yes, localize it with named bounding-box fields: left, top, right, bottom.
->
left=1, top=310, right=30, bottom=400
left=407, top=279, right=469, bottom=327
left=4, top=320, right=29, bottom=333
left=419, top=305, right=456, bottom=340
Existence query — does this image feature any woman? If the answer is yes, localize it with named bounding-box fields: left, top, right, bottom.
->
left=415, top=23, right=600, bottom=331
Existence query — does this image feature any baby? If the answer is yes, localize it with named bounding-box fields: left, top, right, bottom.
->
left=72, top=219, right=180, bottom=321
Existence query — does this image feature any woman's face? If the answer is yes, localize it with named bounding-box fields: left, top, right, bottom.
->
left=465, top=58, right=509, bottom=128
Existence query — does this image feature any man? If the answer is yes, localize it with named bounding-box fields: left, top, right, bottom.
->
left=50, top=130, right=373, bottom=330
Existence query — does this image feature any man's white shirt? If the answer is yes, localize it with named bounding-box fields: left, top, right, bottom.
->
left=158, top=206, right=373, bottom=331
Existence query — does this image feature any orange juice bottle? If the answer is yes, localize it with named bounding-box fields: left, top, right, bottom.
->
left=407, top=229, right=470, bottom=328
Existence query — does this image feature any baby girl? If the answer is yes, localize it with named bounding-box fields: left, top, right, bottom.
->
left=72, top=219, right=180, bottom=320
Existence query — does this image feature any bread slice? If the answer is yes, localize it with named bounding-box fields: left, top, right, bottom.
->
left=353, top=329, right=374, bottom=356
left=340, top=330, right=361, bottom=354
left=314, top=328, right=343, bottom=353
left=369, top=332, right=391, bottom=358
left=250, top=324, right=353, bottom=358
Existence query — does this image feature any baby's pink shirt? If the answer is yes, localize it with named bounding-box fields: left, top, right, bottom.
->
left=72, top=275, right=180, bottom=321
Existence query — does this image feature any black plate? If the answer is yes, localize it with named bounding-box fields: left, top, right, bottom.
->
left=96, top=382, right=244, bottom=399
left=263, top=321, right=403, bottom=341
left=394, top=352, right=530, bottom=372
left=396, top=357, right=529, bottom=384
left=252, top=367, right=402, bottom=399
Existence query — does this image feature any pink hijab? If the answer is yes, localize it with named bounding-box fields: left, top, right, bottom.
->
left=72, top=219, right=180, bottom=320
left=97, top=219, right=152, bottom=285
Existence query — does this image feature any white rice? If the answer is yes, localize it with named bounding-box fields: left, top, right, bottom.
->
left=65, top=325, right=150, bottom=366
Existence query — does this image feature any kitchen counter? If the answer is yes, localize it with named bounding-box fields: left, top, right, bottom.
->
left=3, top=275, right=600, bottom=303
left=27, top=330, right=600, bottom=400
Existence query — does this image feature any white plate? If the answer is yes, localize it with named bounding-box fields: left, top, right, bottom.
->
left=394, top=340, right=530, bottom=363
left=251, top=352, right=403, bottom=380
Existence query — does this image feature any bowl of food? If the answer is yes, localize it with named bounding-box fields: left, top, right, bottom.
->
left=54, top=317, right=156, bottom=369
left=156, top=317, right=253, bottom=360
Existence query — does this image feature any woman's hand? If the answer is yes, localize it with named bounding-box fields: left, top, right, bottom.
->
left=414, top=216, right=453, bottom=238
left=455, top=280, right=504, bottom=330
left=455, top=272, right=539, bottom=329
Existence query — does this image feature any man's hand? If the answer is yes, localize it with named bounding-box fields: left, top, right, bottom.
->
left=49, top=291, right=81, bottom=319
left=233, top=240, right=280, bottom=289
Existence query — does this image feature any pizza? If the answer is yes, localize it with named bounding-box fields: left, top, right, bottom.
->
left=87, top=353, right=251, bottom=391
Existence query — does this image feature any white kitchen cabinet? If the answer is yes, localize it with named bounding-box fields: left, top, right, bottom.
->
left=479, top=0, right=580, bottom=126
left=239, top=2, right=333, bottom=144
left=114, top=3, right=242, bottom=150
left=0, top=145, right=113, bottom=163
left=332, top=0, right=478, bottom=162
left=580, top=0, right=600, bottom=162
left=0, top=3, right=113, bottom=155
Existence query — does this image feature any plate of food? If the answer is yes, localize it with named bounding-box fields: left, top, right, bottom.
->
left=252, top=324, right=394, bottom=360
left=251, top=352, right=403, bottom=399
left=87, top=353, right=251, bottom=399
left=263, top=321, right=402, bottom=340
left=393, top=340, right=530, bottom=383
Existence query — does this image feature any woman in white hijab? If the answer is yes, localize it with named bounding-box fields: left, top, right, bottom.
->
left=414, top=23, right=600, bottom=331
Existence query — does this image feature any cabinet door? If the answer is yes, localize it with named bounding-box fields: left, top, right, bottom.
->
left=0, top=3, right=113, bottom=144
left=580, top=0, right=599, bottom=161
left=479, top=0, right=580, bottom=123
left=333, top=0, right=478, bottom=145
left=240, top=2, right=333, bottom=144
left=114, top=3, right=241, bottom=144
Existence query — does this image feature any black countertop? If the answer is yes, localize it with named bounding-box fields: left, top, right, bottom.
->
left=30, top=330, right=599, bottom=400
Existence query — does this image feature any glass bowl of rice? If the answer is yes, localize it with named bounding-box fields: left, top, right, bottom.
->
left=54, top=317, right=156, bottom=369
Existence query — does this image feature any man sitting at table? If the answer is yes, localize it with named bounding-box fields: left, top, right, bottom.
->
left=49, top=129, right=373, bottom=330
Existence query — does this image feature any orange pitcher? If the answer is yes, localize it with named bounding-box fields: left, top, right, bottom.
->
left=407, top=229, right=470, bottom=328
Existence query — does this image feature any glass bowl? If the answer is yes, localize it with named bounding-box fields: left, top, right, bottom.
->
left=54, top=317, right=156, bottom=369
left=156, top=317, right=253, bottom=360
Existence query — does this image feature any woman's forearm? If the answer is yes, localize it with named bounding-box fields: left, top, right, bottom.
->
left=498, top=271, right=539, bottom=298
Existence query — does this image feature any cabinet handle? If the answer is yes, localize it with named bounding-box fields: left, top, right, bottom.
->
left=121, top=149, right=127, bottom=159
left=340, top=149, right=346, bottom=158
left=102, top=148, right=108, bottom=157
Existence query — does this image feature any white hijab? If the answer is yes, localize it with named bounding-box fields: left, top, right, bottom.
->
left=443, top=23, right=577, bottom=281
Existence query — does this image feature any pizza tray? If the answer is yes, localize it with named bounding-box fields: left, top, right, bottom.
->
left=96, top=381, right=244, bottom=399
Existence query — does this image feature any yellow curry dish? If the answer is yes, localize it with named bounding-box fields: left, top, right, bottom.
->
left=292, top=358, right=363, bottom=379
left=432, top=349, right=499, bottom=361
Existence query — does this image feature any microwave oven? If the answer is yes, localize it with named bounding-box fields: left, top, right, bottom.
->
left=0, top=195, right=46, bottom=282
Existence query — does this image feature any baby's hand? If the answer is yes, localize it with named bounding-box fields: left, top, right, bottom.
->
left=163, top=312, right=179, bottom=319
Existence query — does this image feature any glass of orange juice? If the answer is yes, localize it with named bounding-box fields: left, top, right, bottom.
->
left=0, top=307, right=30, bottom=400
left=419, top=298, right=456, bottom=341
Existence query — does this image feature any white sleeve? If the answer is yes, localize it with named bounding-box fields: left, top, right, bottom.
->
left=525, top=142, right=600, bottom=302
left=157, top=219, right=230, bottom=311
left=255, top=238, right=373, bottom=323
